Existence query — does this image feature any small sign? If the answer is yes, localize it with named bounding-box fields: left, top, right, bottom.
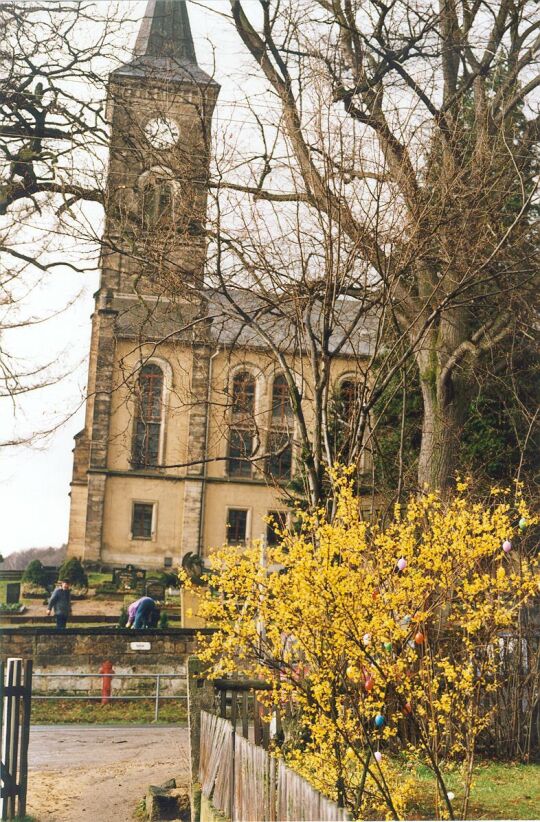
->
left=130, top=641, right=151, bottom=651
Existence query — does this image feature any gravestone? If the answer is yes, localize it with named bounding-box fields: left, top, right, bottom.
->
left=43, top=567, right=60, bottom=588
left=145, top=581, right=166, bottom=601
left=5, top=583, right=20, bottom=604
left=114, top=566, right=146, bottom=593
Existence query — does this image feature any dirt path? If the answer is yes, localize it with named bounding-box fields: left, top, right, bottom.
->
left=26, top=725, right=190, bottom=822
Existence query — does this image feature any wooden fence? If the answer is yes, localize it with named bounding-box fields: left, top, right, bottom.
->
left=0, top=658, right=32, bottom=820
left=199, top=710, right=351, bottom=821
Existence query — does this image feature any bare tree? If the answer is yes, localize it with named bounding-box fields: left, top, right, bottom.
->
left=214, top=0, right=540, bottom=492
left=2, top=0, right=538, bottom=501
left=0, top=1, right=133, bottom=441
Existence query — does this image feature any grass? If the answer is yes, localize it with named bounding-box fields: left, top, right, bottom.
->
left=87, top=572, right=114, bottom=586
left=407, top=760, right=540, bottom=819
left=31, top=696, right=187, bottom=724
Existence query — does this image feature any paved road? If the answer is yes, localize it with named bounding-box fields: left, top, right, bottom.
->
left=26, top=725, right=190, bottom=822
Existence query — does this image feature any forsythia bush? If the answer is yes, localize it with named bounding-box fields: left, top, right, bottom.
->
left=185, top=474, right=538, bottom=820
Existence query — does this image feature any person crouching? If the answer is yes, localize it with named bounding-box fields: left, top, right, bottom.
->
left=132, top=596, right=160, bottom=629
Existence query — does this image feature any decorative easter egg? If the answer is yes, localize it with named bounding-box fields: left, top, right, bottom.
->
left=383, top=642, right=393, bottom=653
left=447, top=792, right=455, bottom=801
left=374, top=751, right=383, bottom=763
left=403, top=701, right=412, bottom=715
left=414, top=631, right=425, bottom=645
left=519, top=517, right=527, bottom=531
left=364, top=676, right=374, bottom=693
left=502, top=540, right=512, bottom=553
left=402, top=615, right=412, bottom=626
left=372, top=589, right=379, bottom=600
left=374, top=713, right=385, bottom=728
left=397, top=557, right=407, bottom=571
left=346, top=666, right=359, bottom=682
left=362, top=633, right=371, bottom=646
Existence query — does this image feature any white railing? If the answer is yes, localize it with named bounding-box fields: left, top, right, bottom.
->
left=32, top=672, right=186, bottom=722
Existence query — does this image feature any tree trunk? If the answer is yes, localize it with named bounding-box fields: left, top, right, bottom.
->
left=416, top=328, right=470, bottom=492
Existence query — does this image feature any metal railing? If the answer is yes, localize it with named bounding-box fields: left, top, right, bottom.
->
left=32, top=672, right=186, bottom=722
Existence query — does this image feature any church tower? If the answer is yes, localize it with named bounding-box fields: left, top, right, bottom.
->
left=105, top=0, right=219, bottom=296
left=67, top=0, right=219, bottom=566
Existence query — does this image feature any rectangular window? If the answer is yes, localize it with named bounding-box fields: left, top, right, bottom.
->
left=226, top=508, right=248, bottom=545
left=267, top=511, right=287, bottom=547
left=131, top=502, right=154, bottom=540
left=227, top=429, right=253, bottom=478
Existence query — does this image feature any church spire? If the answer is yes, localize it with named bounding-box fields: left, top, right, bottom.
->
left=134, top=0, right=197, bottom=64
left=111, top=0, right=218, bottom=87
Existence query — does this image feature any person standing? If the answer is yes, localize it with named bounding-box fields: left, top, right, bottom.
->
left=47, top=580, right=71, bottom=629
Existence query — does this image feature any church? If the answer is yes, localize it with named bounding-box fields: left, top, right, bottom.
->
left=66, top=0, right=369, bottom=570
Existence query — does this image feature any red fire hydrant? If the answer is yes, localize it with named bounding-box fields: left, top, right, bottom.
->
left=99, top=660, right=114, bottom=705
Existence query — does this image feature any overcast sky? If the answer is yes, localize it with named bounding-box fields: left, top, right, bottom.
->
left=0, top=0, right=260, bottom=557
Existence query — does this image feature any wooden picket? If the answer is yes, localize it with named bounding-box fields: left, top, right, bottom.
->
left=199, top=711, right=234, bottom=816
left=234, top=732, right=277, bottom=821
left=199, top=709, right=350, bottom=821
left=276, top=760, right=350, bottom=821
left=0, top=658, right=33, bottom=821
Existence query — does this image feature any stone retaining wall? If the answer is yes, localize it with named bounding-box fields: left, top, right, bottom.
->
left=1, top=627, right=211, bottom=694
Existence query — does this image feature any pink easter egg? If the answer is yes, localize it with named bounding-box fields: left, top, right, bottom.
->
left=397, top=558, right=407, bottom=571
left=374, top=751, right=383, bottom=764
left=503, top=540, right=512, bottom=553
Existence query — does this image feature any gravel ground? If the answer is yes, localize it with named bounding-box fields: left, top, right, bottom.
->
left=26, top=725, right=190, bottom=822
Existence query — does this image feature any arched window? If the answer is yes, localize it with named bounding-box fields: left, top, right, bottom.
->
left=266, top=373, right=293, bottom=481
left=142, top=182, right=173, bottom=228
left=132, top=363, right=164, bottom=469
left=339, top=379, right=359, bottom=423
left=228, top=370, right=256, bottom=477
left=231, top=371, right=256, bottom=418
left=271, top=374, right=293, bottom=424
left=266, top=431, right=292, bottom=480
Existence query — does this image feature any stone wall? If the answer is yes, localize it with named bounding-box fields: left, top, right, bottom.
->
left=1, top=627, right=211, bottom=695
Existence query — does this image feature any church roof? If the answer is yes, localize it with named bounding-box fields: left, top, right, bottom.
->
left=111, top=0, right=218, bottom=88
left=112, top=290, right=376, bottom=358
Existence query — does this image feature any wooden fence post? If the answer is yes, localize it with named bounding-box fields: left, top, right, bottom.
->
left=17, top=661, right=33, bottom=819
left=1, top=658, right=32, bottom=822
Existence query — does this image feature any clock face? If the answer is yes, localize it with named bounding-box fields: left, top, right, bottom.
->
left=144, top=117, right=180, bottom=150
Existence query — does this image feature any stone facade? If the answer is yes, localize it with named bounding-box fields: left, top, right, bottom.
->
left=66, top=1, right=368, bottom=571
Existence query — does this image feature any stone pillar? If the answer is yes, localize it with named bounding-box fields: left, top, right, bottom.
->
left=187, top=656, right=214, bottom=822
left=83, top=296, right=118, bottom=562
left=181, top=480, right=204, bottom=558
left=181, top=343, right=211, bottom=557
